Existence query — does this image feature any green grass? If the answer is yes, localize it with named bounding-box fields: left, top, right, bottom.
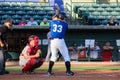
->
left=6, top=66, right=120, bottom=71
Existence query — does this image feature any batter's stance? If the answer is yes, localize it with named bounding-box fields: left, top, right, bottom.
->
left=47, top=13, right=74, bottom=76
left=19, top=35, right=44, bottom=74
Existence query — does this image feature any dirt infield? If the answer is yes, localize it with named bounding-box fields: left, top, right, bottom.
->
left=0, top=62, right=120, bottom=80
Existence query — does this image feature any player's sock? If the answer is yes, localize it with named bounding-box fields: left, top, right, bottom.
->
left=65, top=61, right=74, bottom=76
left=48, top=61, right=54, bottom=73
left=65, top=61, right=71, bottom=72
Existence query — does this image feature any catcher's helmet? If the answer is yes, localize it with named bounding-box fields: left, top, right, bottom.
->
left=28, top=35, right=39, bottom=42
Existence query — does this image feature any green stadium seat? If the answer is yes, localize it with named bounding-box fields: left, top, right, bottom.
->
left=16, top=11, right=26, bottom=15
left=13, top=19, right=20, bottom=25
left=0, top=11, right=5, bottom=15
left=47, top=11, right=55, bottom=16
left=34, top=7, right=43, bottom=11
left=2, top=15, right=11, bottom=19
left=92, top=4, right=100, bottom=8
left=114, top=7, right=120, bottom=12
left=44, top=7, right=54, bottom=11
left=100, top=4, right=109, bottom=8
left=96, top=7, right=104, bottom=12
left=6, top=11, right=15, bottom=15
left=2, top=2, right=11, bottom=7
left=110, top=11, right=119, bottom=16
left=23, top=15, right=31, bottom=20
left=36, top=11, right=46, bottom=16
left=87, top=7, right=95, bottom=12
left=13, top=7, right=23, bottom=11
left=91, top=11, right=100, bottom=16
left=97, top=15, right=105, bottom=20
left=115, top=16, right=120, bottom=20
left=105, top=7, right=113, bottom=12
left=33, top=15, right=42, bottom=20
left=11, top=2, right=21, bottom=7
left=21, top=2, right=30, bottom=7
left=40, top=3, right=50, bottom=7
left=27, top=11, right=36, bottom=15
left=12, top=15, right=21, bottom=19
left=31, top=3, right=41, bottom=7
left=24, top=7, right=33, bottom=11
left=101, top=11, right=110, bottom=16
left=3, top=7, right=12, bottom=11
left=109, top=3, right=117, bottom=8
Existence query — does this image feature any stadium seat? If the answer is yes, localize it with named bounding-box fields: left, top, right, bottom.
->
left=24, top=7, right=33, bottom=11
left=36, top=11, right=46, bottom=15
left=3, top=7, right=12, bottom=11
left=105, top=7, right=113, bottom=12
left=13, top=7, right=23, bottom=11
left=101, top=11, right=110, bottom=16
left=12, top=15, right=21, bottom=20
left=87, top=7, right=95, bottom=12
left=40, top=3, right=49, bottom=7
left=44, top=7, right=54, bottom=11
left=27, top=11, right=36, bottom=15
left=114, top=7, right=120, bottom=12
left=2, top=2, right=11, bottom=7
left=96, top=7, right=104, bottom=12
left=110, top=11, right=119, bottom=16
left=109, top=3, right=117, bottom=8
left=21, top=2, right=30, bottom=7
left=2, top=15, right=11, bottom=19
left=92, top=4, right=100, bottom=8
left=100, top=4, right=109, bottom=8
left=0, top=11, right=5, bottom=15
left=33, top=15, right=42, bottom=20
left=13, top=19, right=20, bottom=25
left=6, top=11, right=15, bottom=15
left=115, top=16, right=120, bottom=20
left=34, top=7, right=43, bottom=11
left=16, top=11, right=26, bottom=15
left=23, top=15, right=31, bottom=20
left=31, top=3, right=41, bottom=7
left=91, top=11, right=100, bottom=16
left=42, top=15, right=52, bottom=20
left=47, top=11, right=55, bottom=16
left=11, top=2, right=21, bottom=7
left=97, top=16, right=105, bottom=20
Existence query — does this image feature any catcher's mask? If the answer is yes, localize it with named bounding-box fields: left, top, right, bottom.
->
left=28, top=35, right=40, bottom=46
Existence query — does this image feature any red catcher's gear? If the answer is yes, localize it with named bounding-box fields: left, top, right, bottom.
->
left=28, top=35, right=39, bottom=46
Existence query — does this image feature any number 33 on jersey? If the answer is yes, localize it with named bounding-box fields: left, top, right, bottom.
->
left=50, top=20, right=68, bottom=39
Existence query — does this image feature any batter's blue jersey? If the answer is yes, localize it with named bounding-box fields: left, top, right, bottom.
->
left=50, top=20, right=68, bottom=38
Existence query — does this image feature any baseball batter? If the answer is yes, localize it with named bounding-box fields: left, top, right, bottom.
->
left=19, top=35, right=44, bottom=74
left=47, top=13, right=74, bottom=76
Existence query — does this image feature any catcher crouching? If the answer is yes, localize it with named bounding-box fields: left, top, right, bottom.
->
left=19, top=35, right=44, bottom=74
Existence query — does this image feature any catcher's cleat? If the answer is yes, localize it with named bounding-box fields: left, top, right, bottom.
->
left=66, top=71, right=74, bottom=76
left=28, top=70, right=35, bottom=74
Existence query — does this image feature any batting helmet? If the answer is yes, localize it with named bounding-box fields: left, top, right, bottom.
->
left=58, top=12, right=67, bottom=20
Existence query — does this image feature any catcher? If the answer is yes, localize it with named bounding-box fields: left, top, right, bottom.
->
left=19, top=35, right=44, bottom=74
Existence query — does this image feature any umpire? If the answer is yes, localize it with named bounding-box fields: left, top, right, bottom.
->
left=0, top=18, right=13, bottom=75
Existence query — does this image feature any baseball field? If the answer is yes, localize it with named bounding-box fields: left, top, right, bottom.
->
left=1, top=61, right=120, bottom=80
